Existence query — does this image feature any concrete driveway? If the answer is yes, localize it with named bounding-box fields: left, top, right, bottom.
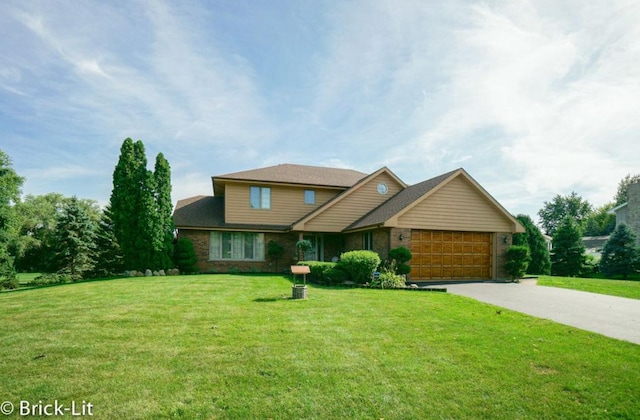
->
left=443, top=280, right=640, bottom=345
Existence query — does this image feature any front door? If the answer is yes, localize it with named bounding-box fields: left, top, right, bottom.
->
left=303, top=234, right=324, bottom=261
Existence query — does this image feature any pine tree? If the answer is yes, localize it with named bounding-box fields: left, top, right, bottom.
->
left=92, top=205, right=124, bottom=277
left=154, top=153, right=174, bottom=270
left=551, top=216, right=586, bottom=277
left=600, top=223, right=640, bottom=279
left=514, top=214, right=551, bottom=275
left=52, top=197, right=97, bottom=280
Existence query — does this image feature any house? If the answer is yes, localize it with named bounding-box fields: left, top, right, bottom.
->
left=173, top=164, right=525, bottom=281
left=609, top=182, right=640, bottom=244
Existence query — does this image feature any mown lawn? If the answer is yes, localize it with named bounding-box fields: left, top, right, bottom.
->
left=1, top=275, right=639, bottom=419
left=537, top=275, right=640, bottom=300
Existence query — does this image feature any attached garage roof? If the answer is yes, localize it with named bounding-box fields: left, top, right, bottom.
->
left=346, top=168, right=524, bottom=233
left=347, top=169, right=458, bottom=230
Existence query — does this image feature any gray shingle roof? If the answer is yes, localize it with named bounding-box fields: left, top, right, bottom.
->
left=214, top=163, right=367, bottom=188
left=346, top=169, right=460, bottom=231
left=173, top=195, right=289, bottom=231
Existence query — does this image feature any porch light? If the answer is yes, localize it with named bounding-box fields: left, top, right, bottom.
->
left=503, top=235, right=509, bottom=244
left=399, top=233, right=404, bottom=241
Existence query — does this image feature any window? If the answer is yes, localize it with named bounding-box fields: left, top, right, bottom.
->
left=363, top=232, right=373, bottom=250
left=304, top=189, right=315, bottom=205
left=250, top=186, right=271, bottom=209
left=209, top=232, right=265, bottom=261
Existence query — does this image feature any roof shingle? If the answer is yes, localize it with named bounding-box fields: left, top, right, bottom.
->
left=214, top=163, right=367, bottom=188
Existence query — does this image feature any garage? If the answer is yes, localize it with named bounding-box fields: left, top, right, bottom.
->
left=410, top=230, right=492, bottom=280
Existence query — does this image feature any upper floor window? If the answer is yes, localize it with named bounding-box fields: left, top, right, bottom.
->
left=250, top=186, right=271, bottom=209
left=304, top=189, right=315, bottom=205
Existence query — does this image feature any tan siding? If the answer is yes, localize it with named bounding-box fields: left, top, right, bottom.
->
left=304, top=173, right=404, bottom=232
left=397, top=176, right=513, bottom=232
left=225, top=182, right=339, bottom=225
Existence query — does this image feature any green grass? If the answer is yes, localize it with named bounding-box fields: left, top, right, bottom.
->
left=16, top=272, right=41, bottom=285
left=538, top=275, right=640, bottom=299
left=1, top=275, right=639, bottom=419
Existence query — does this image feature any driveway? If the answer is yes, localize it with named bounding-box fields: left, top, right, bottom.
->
left=442, top=280, right=640, bottom=345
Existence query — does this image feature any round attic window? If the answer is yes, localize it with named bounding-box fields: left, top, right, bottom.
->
left=377, top=182, right=388, bottom=195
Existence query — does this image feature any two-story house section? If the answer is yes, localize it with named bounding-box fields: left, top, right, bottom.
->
left=173, top=163, right=525, bottom=281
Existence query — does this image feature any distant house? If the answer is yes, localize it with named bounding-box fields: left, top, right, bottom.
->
left=173, top=164, right=524, bottom=281
left=609, top=182, right=640, bottom=244
left=582, top=236, right=610, bottom=259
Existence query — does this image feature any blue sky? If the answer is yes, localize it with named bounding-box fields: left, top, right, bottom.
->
left=2, top=0, right=639, bottom=220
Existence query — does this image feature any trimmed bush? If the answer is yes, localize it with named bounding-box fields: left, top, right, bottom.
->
left=388, top=246, right=412, bottom=275
left=338, top=250, right=381, bottom=284
left=174, top=238, right=199, bottom=274
left=298, top=261, right=336, bottom=284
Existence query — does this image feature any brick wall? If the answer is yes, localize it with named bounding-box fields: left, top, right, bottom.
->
left=177, top=230, right=300, bottom=273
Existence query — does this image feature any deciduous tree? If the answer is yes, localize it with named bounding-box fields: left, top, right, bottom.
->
left=538, top=192, right=592, bottom=236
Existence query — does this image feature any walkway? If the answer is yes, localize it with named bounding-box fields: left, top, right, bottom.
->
left=443, top=280, right=640, bottom=345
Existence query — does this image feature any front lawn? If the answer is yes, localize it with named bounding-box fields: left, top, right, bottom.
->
left=538, top=275, right=640, bottom=300
left=1, top=275, right=639, bottom=419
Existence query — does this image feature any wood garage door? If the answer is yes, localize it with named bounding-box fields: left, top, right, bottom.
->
left=410, top=230, right=492, bottom=280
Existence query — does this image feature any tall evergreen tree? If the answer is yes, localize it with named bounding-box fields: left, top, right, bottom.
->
left=551, top=216, right=586, bottom=277
left=110, top=138, right=139, bottom=269
left=600, top=223, right=640, bottom=279
left=109, top=138, right=173, bottom=271
left=514, top=214, right=551, bottom=275
left=0, top=149, right=24, bottom=287
left=52, top=197, right=97, bottom=279
left=154, top=153, right=174, bottom=270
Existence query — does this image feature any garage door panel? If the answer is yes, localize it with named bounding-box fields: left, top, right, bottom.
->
left=410, top=230, right=492, bottom=281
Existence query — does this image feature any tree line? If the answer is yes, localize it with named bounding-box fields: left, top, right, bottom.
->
left=512, top=174, right=640, bottom=279
left=0, top=139, right=194, bottom=289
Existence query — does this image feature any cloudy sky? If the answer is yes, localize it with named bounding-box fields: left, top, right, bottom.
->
left=2, top=0, right=639, bottom=220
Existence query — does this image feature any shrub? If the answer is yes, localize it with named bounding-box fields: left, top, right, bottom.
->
left=337, top=250, right=381, bottom=284
left=325, top=267, right=349, bottom=284
left=504, top=245, right=530, bottom=282
left=174, top=238, right=199, bottom=274
left=298, top=261, right=336, bottom=284
left=29, top=273, right=71, bottom=286
left=1, top=277, right=19, bottom=290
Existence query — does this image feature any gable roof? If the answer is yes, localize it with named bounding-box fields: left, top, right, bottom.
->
left=346, top=169, right=459, bottom=231
left=347, top=168, right=524, bottom=232
left=291, top=166, right=407, bottom=231
left=213, top=163, right=367, bottom=188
